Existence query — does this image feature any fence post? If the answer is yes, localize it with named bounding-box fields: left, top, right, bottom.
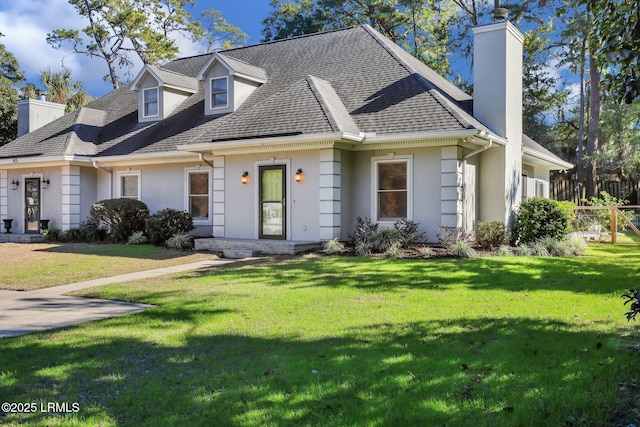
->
left=611, top=207, right=617, bottom=244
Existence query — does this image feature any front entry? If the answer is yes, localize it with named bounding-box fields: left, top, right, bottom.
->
left=259, top=165, right=286, bottom=240
left=25, top=177, right=41, bottom=234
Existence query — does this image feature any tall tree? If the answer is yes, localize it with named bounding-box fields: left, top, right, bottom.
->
left=590, top=0, right=640, bottom=104
left=200, top=8, right=248, bottom=51
left=47, top=0, right=242, bottom=89
left=0, top=33, right=25, bottom=145
left=40, top=68, right=92, bottom=112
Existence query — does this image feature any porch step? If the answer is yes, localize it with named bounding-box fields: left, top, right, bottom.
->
left=0, top=233, right=44, bottom=243
left=223, top=249, right=259, bottom=259
left=196, top=238, right=321, bottom=257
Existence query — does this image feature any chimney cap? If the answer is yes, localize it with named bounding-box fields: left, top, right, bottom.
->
left=492, top=7, right=509, bottom=22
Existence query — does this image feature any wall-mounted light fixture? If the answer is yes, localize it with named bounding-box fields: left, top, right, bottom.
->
left=10, top=179, right=19, bottom=190
left=241, top=171, right=249, bottom=185
left=294, top=168, right=304, bottom=183
left=41, top=178, right=50, bottom=189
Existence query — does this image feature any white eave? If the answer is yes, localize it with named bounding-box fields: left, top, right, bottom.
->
left=179, top=129, right=507, bottom=155
left=523, top=147, right=573, bottom=170
left=91, top=151, right=202, bottom=167
left=0, top=155, right=93, bottom=168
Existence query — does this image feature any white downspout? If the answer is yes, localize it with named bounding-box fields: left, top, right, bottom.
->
left=198, top=153, right=214, bottom=168
left=461, top=138, right=493, bottom=233
left=92, top=161, right=113, bottom=199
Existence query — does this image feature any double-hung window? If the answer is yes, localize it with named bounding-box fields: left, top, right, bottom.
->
left=143, top=87, right=158, bottom=117
left=211, top=77, right=228, bottom=109
left=186, top=170, right=210, bottom=222
left=118, top=171, right=141, bottom=200
left=372, top=156, right=413, bottom=222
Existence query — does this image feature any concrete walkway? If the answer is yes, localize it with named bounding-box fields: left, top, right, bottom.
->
left=0, top=259, right=235, bottom=338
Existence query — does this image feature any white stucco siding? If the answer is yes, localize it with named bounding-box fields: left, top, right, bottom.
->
left=79, top=167, right=97, bottom=225
left=162, top=87, right=190, bottom=118
left=222, top=151, right=321, bottom=241
left=346, top=147, right=442, bottom=242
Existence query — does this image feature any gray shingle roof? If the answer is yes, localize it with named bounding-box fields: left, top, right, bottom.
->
left=0, top=24, right=567, bottom=167
left=149, top=65, right=199, bottom=92
left=217, top=54, right=268, bottom=82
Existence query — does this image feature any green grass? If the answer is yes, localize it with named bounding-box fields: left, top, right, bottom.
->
left=1, top=244, right=640, bottom=426
left=0, top=243, right=215, bottom=290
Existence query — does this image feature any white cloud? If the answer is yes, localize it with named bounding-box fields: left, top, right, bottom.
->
left=0, top=0, right=210, bottom=97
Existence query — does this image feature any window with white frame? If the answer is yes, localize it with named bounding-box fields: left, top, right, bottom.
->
left=210, top=77, right=228, bottom=108
left=187, top=170, right=210, bottom=221
left=143, top=87, right=159, bottom=117
left=118, top=172, right=140, bottom=200
left=372, top=156, right=412, bottom=222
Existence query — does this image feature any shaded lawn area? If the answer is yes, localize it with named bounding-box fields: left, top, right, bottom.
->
left=0, top=243, right=217, bottom=290
left=1, top=244, right=640, bottom=426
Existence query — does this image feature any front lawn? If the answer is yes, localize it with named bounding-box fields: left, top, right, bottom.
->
left=1, top=244, right=639, bottom=426
left=0, top=243, right=216, bottom=290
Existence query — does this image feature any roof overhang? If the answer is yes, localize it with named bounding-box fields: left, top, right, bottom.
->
left=523, top=147, right=573, bottom=170
left=179, top=129, right=506, bottom=155
left=0, top=155, right=93, bottom=169
left=91, top=151, right=202, bottom=168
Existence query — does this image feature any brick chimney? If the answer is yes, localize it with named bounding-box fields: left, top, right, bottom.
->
left=17, top=97, right=65, bottom=137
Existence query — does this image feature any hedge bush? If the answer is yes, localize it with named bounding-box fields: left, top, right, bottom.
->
left=145, top=208, right=195, bottom=245
left=90, top=198, right=149, bottom=242
left=511, top=198, right=572, bottom=244
left=475, top=221, right=508, bottom=250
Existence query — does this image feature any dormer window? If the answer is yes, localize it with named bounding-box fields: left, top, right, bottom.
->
left=211, top=77, right=228, bottom=109
left=143, top=88, right=159, bottom=117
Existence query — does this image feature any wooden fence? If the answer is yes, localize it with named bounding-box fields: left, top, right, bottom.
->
left=551, top=179, right=640, bottom=204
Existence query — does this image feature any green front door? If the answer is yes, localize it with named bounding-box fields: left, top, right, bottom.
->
left=25, top=178, right=40, bottom=234
left=259, top=165, right=286, bottom=240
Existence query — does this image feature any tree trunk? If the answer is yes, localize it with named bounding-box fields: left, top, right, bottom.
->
left=577, top=38, right=586, bottom=197
left=585, top=51, right=600, bottom=198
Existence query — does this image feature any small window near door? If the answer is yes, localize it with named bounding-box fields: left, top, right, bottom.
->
left=119, top=172, right=140, bottom=200
left=187, top=171, right=210, bottom=221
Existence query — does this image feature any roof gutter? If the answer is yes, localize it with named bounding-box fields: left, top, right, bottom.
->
left=523, top=147, right=573, bottom=170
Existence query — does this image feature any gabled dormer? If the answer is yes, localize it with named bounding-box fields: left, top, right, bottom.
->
left=131, top=65, right=199, bottom=123
left=196, top=53, right=267, bottom=116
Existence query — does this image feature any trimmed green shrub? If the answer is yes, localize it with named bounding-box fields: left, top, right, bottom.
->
left=511, top=198, right=572, bottom=245
left=166, top=233, right=194, bottom=250
left=475, top=221, right=508, bottom=250
left=145, top=208, right=195, bottom=246
left=90, top=198, right=149, bottom=242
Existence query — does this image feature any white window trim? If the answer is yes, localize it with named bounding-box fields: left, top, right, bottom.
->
left=117, top=170, right=141, bottom=200
left=142, top=87, right=159, bottom=118
left=371, top=154, right=413, bottom=224
left=210, top=76, right=229, bottom=109
left=184, top=167, right=212, bottom=225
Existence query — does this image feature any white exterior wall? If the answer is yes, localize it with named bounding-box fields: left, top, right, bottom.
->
left=346, top=147, right=442, bottom=242
left=223, top=151, right=321, bottom=241
left=162, top=87, right=190, bottom=118
left=473, top=21, right=524, bottom=226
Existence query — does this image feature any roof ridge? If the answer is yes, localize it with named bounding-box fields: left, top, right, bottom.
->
left=169, top=26, right=362, bottom=64
left=152, top=64, right=195, bottom=79
left=305, top=75, right=359, bottom=134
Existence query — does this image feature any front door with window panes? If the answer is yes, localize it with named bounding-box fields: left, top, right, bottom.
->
left=25, top=178, right=41, bottom=233
left=259, top=165, right=286, bottom=239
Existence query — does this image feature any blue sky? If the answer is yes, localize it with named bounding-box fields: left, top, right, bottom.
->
left=0, top=0, right=273, bottom=97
